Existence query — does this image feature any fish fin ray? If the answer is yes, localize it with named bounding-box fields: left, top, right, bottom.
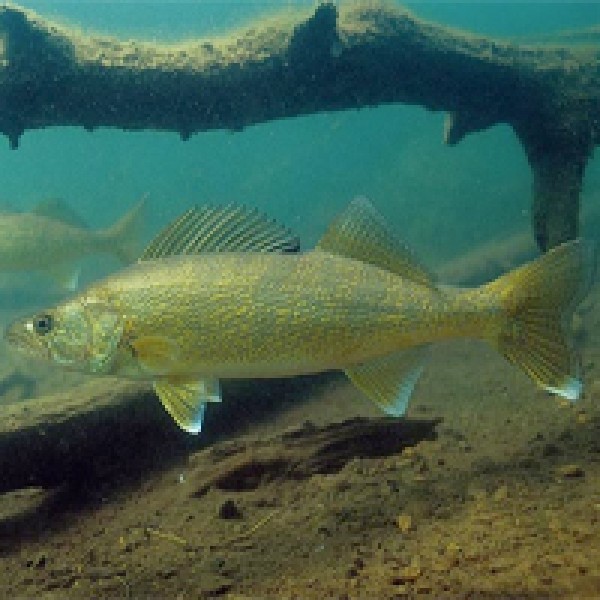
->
left=139, top=204, right=300, bottom=260
left=154, top=379, right=214, bottom=434
left=166, top=375, right=222, bottom=403
left=345, top=346, right=429, bottom=416
left=486, top=239, right=595, bottom=401
left=316, top=197, right=436, bottom=289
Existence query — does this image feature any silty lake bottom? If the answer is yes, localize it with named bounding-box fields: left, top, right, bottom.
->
left=0, top=1, right=599, bottom=598
left=1, top=329, right=600, bottom=598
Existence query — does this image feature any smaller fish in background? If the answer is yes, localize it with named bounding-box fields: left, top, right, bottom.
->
left=0, top=198, right=145, bottom=290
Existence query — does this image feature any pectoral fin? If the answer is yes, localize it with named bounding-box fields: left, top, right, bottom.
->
left=345, top=346, right=429, bottom=416
left=154, top=377, right=222, bottom=434
left=131, top=335, right=180, bottom=375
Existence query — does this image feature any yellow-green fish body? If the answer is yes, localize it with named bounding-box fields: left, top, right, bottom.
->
left=6, top=199, right=594, bottom=434
left=85, top=253, right=490, bottom=379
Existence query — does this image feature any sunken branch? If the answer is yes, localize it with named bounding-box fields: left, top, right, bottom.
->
left=0, top=2, right=599, bottom=249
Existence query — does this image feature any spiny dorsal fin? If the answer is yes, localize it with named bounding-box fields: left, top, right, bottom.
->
left=140, top=204, right=300, bottom=260
left=316, top=197, right=435, bottom=289
left=31, top=198, right=88, bottom=229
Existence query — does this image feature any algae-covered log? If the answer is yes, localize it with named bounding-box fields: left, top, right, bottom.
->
left=0, top=3, right=599, bottom=249
left=0, top=376, right=437, bottom=495
left=0, top=381, right=173, bottom=494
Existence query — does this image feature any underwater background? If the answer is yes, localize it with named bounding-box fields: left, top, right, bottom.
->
left=0, top=1, right=599, bottom=279
left=0, top=2, right=600, bottom=599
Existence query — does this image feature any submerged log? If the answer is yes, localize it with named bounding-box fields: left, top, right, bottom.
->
left=0, top=375, right=438, bottom=496
left=0, top=3, right=599, bottom=249
left=191, top=416, right=439, bottom=496
left=0, top=380, right=170, bottom=494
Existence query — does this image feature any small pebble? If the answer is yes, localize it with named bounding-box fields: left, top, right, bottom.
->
left=218, top=499, right=242, bottom=519
left=542, top=443, right=562, bottom=457
left=396, top=514, right=413, bottom=534
left=29, top=553, right=47, bottom=569
left=557, top=464, right=585, bottom=479
left=397, top=564, right=421, bottom=582
left=458, top=440, right=472, bottom=452
left=446, top=542, right=461, bottom=556
left=493, top=485, right=508, bottom=502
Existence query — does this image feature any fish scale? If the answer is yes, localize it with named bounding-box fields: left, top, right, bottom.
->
left=92, top=252, right=458, bottom=375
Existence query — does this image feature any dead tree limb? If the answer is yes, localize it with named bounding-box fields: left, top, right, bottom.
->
left=0, top=2, right=599, bottom=249
left=0, top=376, right=437, bottom=495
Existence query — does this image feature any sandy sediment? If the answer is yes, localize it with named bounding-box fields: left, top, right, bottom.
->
left=0, top=248, right=598, bottom=597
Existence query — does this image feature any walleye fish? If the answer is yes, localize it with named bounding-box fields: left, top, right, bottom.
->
left=0, top=198, right=145, bottom=290
left=5, top=198, right=595, bottom=434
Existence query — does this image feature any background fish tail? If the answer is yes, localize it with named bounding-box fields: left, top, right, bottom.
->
left=100, top=199, right=146, bottom=264
left=483, top=240, right=596, bottom=401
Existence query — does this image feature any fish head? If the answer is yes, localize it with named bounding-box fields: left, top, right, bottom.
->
left=5, top=298, right=124, bottom=374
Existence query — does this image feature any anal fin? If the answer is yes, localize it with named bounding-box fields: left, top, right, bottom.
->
left=154, top=377, right=221, bottom=434
left=345, top=346, right=429, bottom=417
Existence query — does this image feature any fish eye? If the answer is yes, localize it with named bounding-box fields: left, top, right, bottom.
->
left=33, top=314, right=53, bottom=335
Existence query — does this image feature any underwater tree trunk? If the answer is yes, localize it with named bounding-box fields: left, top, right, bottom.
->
left=0, top=377, right=438, bottom=495
left=0, top=3, right=599, bottom=249
left=515, top=122, right=594, bottom=251
left=0, top=381, right=169, bottom=494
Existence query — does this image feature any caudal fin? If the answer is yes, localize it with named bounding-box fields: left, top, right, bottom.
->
left=485, top=239, right=595, bottom=401
left=103, top=197, right=146, bottom=263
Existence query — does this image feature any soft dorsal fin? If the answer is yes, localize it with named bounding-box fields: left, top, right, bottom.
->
left=316, top=197, right=435, bottom=288
left=140, top=204, right=300, bottom=260
left=31, top=198, right=88, bottom=229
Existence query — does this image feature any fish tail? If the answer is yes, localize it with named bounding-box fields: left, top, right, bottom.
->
left=102, top=197, right=146, bottom=263
left=483, top=239, right=595, bottom=401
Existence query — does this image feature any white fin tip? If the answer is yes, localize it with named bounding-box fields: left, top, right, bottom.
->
left=544, top=377, right=582, bottom=402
